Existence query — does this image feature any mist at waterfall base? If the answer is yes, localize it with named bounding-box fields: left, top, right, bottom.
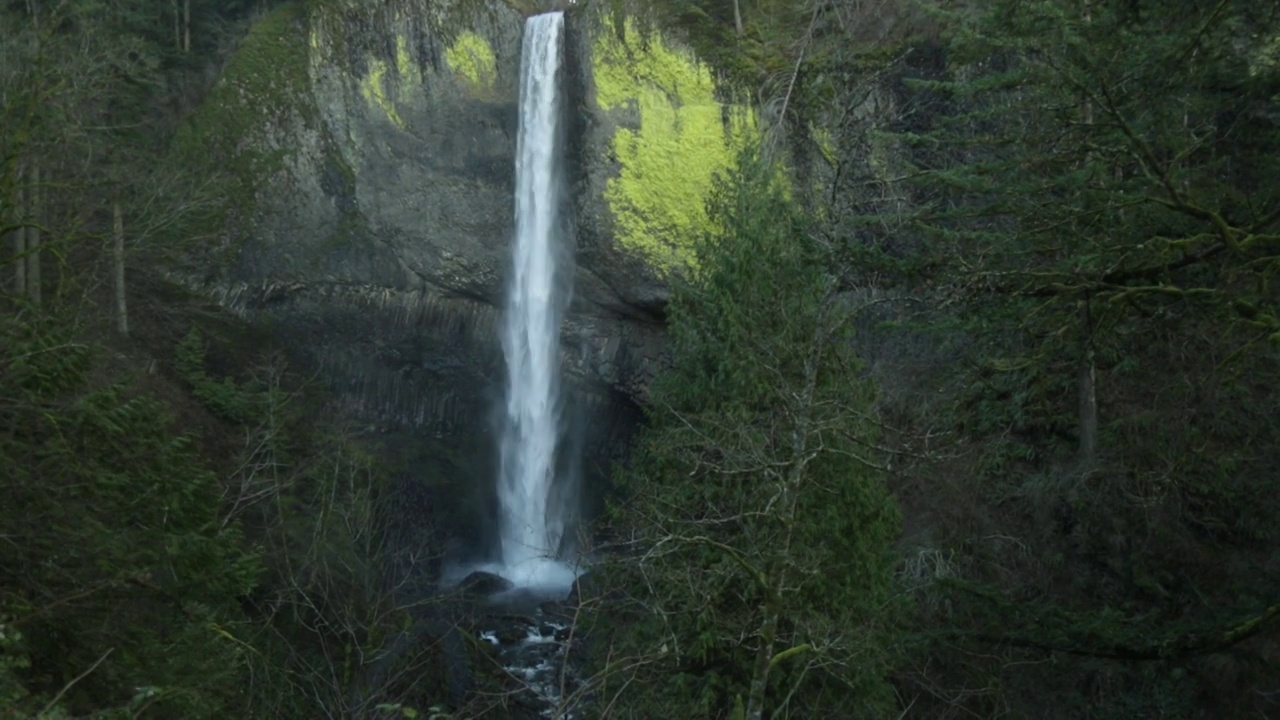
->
left=441, top=11, right=584, bottom=600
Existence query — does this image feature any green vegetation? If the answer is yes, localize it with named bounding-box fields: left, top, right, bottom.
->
left=172, top=3, right=316, bottom=236
left=586, top=0, right=1280, bottom=717
left=0, top=2, right=451, bottom=717
left=0, top=311, right=447, bottom=717
left=0, top=318, right=258, bottom=718
left=584, top=151, right=901, bottom=718
left=4, top=0, right=1279, bottom=717
left=592, top=18, right=756, bottom=275
left=445, top=32, right=499, bottom=95
left=361, top=54, right=409, bottom=129
left=825, top=0, right=1277, bottom=715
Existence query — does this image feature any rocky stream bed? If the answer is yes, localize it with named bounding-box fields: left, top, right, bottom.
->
left=449, top=571, right=593, bottom=719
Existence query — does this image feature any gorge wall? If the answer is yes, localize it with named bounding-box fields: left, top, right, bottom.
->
left=174, top=0, right=755, bottom=544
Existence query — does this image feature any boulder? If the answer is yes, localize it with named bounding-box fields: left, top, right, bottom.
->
left=458, top=570, right=515, bottom=597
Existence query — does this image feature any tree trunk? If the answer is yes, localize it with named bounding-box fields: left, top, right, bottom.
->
left=25, top=163, right=40, bottom=307
left=732, top=0, right=744, bottom=37
left=745, top=328, right=823, bottom=720
left=1078, top=301, right=1097, bottom=467
left=113, top=202, right=128, bottom=336
left=1076, top=1, right=1096, bottom=469
left=173, top=0, right=181, bottom=50
left=744, top=592, right=780, bottom=720
left=12, top=165, right=25, bottom=296
left=182, top=0, right=191, bottom=53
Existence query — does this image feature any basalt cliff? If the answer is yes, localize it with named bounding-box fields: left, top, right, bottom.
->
left=179, top=0, right=757, bottom=446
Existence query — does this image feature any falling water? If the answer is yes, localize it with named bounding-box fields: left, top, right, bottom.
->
left=494, top=11, right=577, bottom=592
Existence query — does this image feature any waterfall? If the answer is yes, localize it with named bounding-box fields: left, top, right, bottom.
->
left=494, top=11, right=577, bottom=592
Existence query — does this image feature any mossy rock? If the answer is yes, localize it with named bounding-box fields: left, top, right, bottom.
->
left=589, top=16, right=757, bottom=276
left=170, top=3, right=315, bottom=255
left=446, top=31, right=499, bottom=96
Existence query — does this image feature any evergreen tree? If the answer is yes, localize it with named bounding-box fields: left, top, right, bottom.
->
left=0, top=3, right=452, bottom=716
left=844, top=0, right=1280, bottom=714
left=0, top=316, right=260, bottom=717
left=878, top=0, right=1280, bottom=461
left=587, top=151, right=902, bottom=718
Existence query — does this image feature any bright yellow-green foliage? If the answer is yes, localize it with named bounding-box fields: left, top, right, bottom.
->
left=395, top=34, right=415, bottom=78
left=311, top=14, right=415, bottom=129
left=361, top=58, right=406, bottom=128
left=592, top=20, right=757, bottom=275
left=446, top=32, right=498, bottom=94
left=813, top=126, right=837, bottom=165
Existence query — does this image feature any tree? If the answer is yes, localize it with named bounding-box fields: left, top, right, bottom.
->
left=7, top=169, right=21, bottom=296
left=1, top=0, right=226, bottom=323
left=879, top=0, right=1280, bottom=450
left=1, top=1, right=145, bottom=310
left=836, top=0, right=1280, bottom=714
left=112, top=201, right=126, bottom=335
left=0, top=2, right=460, bottom=716
left=25, top=162, right=40, bottom=306
left=587, top=151, right=902, bottom=718
left=0, top=316, right=261, bottom=717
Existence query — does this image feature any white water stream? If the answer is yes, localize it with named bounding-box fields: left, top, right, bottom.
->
left=492, top=11, right=578, bottom=593
left=432, top=15, right=584, bottom=716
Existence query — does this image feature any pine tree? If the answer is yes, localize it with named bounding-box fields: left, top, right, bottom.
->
left=879, top=0, right=1280, bottom=460
left=845, top=1, right=1280, bottom=713
left=586, top=151, right=902, bottom=718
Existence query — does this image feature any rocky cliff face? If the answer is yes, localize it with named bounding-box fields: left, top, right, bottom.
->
left=178, top=0, right=752, bottom=471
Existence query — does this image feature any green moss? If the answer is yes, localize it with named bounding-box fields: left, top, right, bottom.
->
left=592, top=19, right=757, bottom=276
left=357, top=32, right=423, bottom=128
left=311, top=211, right=370, bottom=268
left=313, top=145, right=364, bottom=259
left=175, top=4, right=312, bottom=158
left=445, top=32, right=498, bottom=95
left=308, top=5, right=417, bottom=129
left=171, top=3, right=314, bottom=247
left=395, top=34, right=414, bottom=77
left=813, top=126, right=837, bottom=166
left=360, top=58, right=407, bottom=128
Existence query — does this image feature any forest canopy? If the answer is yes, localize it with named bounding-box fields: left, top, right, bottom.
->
left=2, top=0, right=1278, bottom=717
